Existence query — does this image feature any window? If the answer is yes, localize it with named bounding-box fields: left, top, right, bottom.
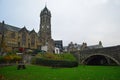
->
left=18, top=42, right=20, bottom=47
left=11, top=32, right=15, bottom=38
left=31, top=35, right=35, bottom=46
left=42, top=26, right=44, bottom=28
left=22, top=32, right=26, bottom=46
left=47, top=26, right=49, bottom=28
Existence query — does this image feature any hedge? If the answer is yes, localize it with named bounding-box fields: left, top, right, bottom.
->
left=34, top=58, right=78, bottom=68
left=0, top=56, right=5, bottom=64
left=0, top=55, right=22, bottom=64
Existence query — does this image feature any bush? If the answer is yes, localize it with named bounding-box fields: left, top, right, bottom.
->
left=2, top=54, right=22, bottom=64
left=33, top=58, right=78, bottom=68
left=59, top=53, right=76, bottom=61
left=44, top=53, right=62, bottom=60
left=35, top=53, right=76, bottom=61
left=13, top=55, right=22, bottom=62
left=0, top=56, right=5, bottom=64
left=4, top=55, right=13, bottom=63
left=32, top=53, right=78, bottom=68
left=31, top=57, right=36, bottom=64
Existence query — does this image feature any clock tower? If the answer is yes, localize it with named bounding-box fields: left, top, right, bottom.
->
left=39, top=6, right=54, bottom=52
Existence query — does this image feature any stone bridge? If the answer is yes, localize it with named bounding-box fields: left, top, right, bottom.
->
left=72, top=46, right=120, bottom=65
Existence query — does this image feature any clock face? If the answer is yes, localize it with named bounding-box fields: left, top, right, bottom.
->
left=42, top=26, right=44, bottom=28
left=47, top=26, right=49, bottom=28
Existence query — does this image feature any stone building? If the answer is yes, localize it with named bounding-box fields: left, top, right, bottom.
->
left=0, top=6, right=55, bottom=53
left=39, top=6, right=54, bottom=52
left=65, top=41, right=103, bottom=52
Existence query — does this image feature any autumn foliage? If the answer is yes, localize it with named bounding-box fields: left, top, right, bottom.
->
left=0, top=54, right=22, bottom=64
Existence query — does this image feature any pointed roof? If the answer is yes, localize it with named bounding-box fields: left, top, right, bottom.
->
left=43, top=6, right=49, bottom=11
left=0, top=21, right=37, bottom=35
left=19, top=26, right=28, bottom=33
left=29, top=29, right=36, bottom=34
left=40, top=6, right=51, bottom=16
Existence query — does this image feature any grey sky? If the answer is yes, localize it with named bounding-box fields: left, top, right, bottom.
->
left=0, top=0, right=120, bottom=46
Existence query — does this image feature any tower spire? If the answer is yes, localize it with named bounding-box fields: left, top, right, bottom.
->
left=45, top=0, right=47, bottom=7
left=45, top=2, right=47, bottom=7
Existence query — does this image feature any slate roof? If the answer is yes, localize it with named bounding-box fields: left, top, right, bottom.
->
left=19, top=26, right=28, bottom=33
left=29, top=29, right=35, bottom=34
left=0, top=22, right=38, bottom=34
left=0, top=22, right=21, bottom=32
left=5, top=24, right=20, bottom=32
left=88, top=45, right=103, bottom=49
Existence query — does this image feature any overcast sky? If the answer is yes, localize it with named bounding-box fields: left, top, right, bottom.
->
left=0, top=0, right=120, bottom=47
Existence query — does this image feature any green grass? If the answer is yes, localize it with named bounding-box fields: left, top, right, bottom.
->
left=0, top=65, right=120, bottom=80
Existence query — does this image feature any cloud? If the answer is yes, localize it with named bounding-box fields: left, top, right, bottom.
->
left=0, top=0, right=120, bottom=46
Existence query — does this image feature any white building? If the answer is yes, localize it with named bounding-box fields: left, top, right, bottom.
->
left=54, top=47, right=60, bottom=54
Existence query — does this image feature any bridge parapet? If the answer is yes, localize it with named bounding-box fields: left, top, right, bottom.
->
left=72, top=46, right=120, bottom=65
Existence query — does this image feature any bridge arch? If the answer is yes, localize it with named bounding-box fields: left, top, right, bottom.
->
left=82, top=53, right=120, bottom=65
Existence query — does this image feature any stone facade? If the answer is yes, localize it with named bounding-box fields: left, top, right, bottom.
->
left=72, top=45, right=120, bottom=65
left=0, top=6, right=54, bottom=53
left=39, top=6, right=54, bottom=52
left=66, top=41, right=103, bottom=52
left=0, top=22, right=41, bottom=52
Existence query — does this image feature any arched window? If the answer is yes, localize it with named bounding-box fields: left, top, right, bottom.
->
left=31, top=35, right=35, bottom=46
left=11, top=32, right=15, bottom=38
left=22, top=32, right=26, bottom=46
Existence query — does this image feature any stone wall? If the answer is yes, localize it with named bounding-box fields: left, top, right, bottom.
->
left=72, top=46, right=120, bottom=65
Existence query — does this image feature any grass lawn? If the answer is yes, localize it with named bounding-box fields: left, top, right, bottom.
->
left=0, top=65, right=120, bottom=80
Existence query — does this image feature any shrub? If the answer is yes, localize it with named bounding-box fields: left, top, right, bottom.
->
left=13, top=55, right=22, bottom=61
left=4, top=55, right=13, bottom=62
left=32, top=53, right=78, bottom=68
left=35, top=58, right=78, bottom=68
left=35, top=53, right=61, bottom=60
left=31, top=57, right=36, bottom=64
left=0, top=56, right=5, bottom=64
left=35, top=53, right=76, bottom=61
left=2, top=54, right=22, bottom=64
left=59, top=53, right=76, bottom=61
left=44, top=53, right=62, bottom=60
left=44, top=53, right=56, bottom=59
